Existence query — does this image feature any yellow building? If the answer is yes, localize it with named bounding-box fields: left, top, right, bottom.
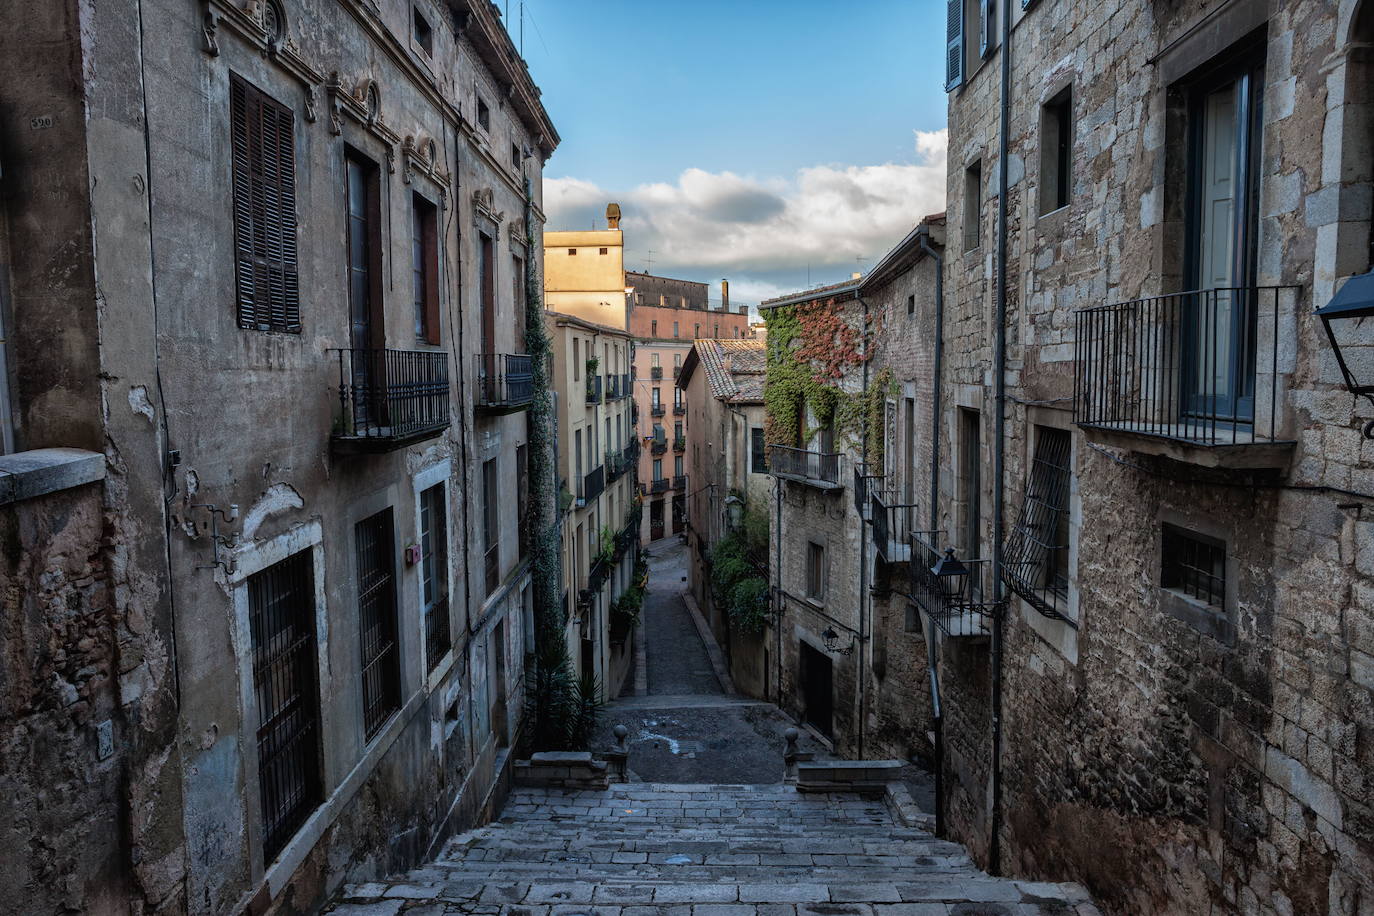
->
left=544, top=204, right=628, bottom=329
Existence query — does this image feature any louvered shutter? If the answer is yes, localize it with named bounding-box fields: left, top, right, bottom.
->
left=230, top=74, right=300, bottom=333
left=946, top=0, right=965, bottom=91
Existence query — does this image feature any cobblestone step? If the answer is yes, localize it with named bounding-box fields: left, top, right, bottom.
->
left=326, top=785, right=1100, bottom=916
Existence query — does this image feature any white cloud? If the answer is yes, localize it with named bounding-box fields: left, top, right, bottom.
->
left=543, top=129, right=948, bottom=282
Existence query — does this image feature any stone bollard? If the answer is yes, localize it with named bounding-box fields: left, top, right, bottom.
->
left=782, top=726, right=813, bottom=784
left=605, top=724, right=630, bottom=782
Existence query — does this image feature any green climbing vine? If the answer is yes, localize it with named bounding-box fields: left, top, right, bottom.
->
left=763, top=299, right=895, bottom=473
left=521, top=177, right=600, bottom=753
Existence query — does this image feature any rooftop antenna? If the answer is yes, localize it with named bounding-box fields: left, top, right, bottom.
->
left=646, top=249, right=655, bottom=274
left=856, top=255, right=868, bottom=275
left=520, top=2, right=524, bottom=57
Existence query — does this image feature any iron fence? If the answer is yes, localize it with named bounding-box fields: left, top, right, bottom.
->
left=871, top=491, right=919, bottom=564
left=332, top=348, right=449, bottom=448
left=1073, top=286, right=1294, bottom=446
left=580, top=465, right=606, bottom=503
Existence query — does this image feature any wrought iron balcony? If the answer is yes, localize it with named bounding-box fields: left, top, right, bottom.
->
left=650, top=478, right=669, bottom=494
left=476, top=353, right=533, bottom=414
left=624, top=440, right=640, bottom=463
left=1073, top=286, right=1296, bottom=468
left=606, top=450, right=628, bottom=482
left=908, top=534, right=996, bottom=638
left=767, top=445, right=843, bottom=489
left=585, top=374, right=603, bottom=405
left=589, top=555, right=612, bottom=593
left=870, top=490, right=918, bottom=564
left=605, top=374, right=621, bottom=400
left=672, top=474, right=688, bottom=491
left=331, top=348, right=450, bottom=454
left=673, top=403, right=686, bottom=416
left=651, top=404, right=666, bottom=417
left=620, top=373, right=631, bottom=399
left=673, top=366, right=682, bottom=379
left=852, top=464, right=884, bottom=519
left=651, top=440, right=668, bottom=456
left=579, top=465, right=605, bottom=505
left=673, top=437, right=686, bottom=452
left=651, top=366, right=663, bottom=380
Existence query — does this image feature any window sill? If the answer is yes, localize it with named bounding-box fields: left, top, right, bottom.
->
left=1159, top=587, right=1235, bottom=646
left=0, top=448, right=105, bottom=505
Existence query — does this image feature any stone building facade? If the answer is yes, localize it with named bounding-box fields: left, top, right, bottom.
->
left=545, top=311, right=639, bottom=699
left=791, top=0, right=1374, bottom=913
left=678, top=338, right=769, bottom=696
left=0, top=0, right=557, bottom=913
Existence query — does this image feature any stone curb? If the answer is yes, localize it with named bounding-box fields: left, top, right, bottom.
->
left=681, top=589, right=736, bottom=695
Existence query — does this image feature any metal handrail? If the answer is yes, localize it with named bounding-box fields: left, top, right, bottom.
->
left=767, top=445, right=843, bottom=485
left=332, top=347, right=450, bottom=445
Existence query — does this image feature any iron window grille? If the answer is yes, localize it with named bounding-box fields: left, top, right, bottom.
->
left=420, top=483, right=450, bottom=672
left=1161, top=524, right=1227, bottom=608
left=356, top=509, right=401, bottom=739
left=1002, top=427, right=1073, bottom=621
left=249, top=549, right=322, bottom=862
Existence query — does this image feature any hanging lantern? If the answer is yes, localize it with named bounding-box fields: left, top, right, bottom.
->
left=930, top=548, right=971, bottom=602
left=1315, top=269, right=1374, bottom=439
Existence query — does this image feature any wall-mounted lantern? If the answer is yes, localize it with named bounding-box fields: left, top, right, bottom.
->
left=821, top=626, right=856, bottom=656
left=1316, top=269, right=1374, bottom=439
left=931, top=548, right=971, bottom=602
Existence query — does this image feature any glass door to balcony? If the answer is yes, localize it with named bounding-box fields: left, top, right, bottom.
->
left=1185, top=56, right=1263, bottom=428
left=347, top=153, right=382, bottom=427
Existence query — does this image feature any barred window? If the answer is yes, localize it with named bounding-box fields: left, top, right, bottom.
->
left=248, top=549, right=321, bottom=860
left=230, top=73, right=300, bottom=333
left=420, top=484, right=450, bottom=671
left=1161, top=524, right=1226, bottom=608
left=1003, top=426, right=1072, bottom=620
left=356, top=509, right=400, bottom=738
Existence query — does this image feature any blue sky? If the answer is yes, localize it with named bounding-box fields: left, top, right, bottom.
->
left=505, top=0, right=951, bottom=307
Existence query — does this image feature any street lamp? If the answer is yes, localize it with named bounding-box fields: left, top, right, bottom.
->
left=1316, top=269, right=1374, bottom=439
left=821, top=626, right=855, bottom=656
left=930, top=548, right=971, bottom=603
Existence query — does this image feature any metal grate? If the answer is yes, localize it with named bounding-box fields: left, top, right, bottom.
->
left=356, top=509, right=400, bottom=739
left=1162, top=524, right=1227, bottom=607
left=420, top=483, right=450, bottom=672
left=249, top=550, right=321, bottom=862
left=1002, top=427, right=1073, bottom=620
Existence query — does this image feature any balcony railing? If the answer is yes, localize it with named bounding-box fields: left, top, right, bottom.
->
left=871, top=490, right=918, bottom=564
left=673, top=437, right=686, bottom=452
left=1074, top=286, right=1296, bottom=465
left=624, top=440, right=640, bottom=463
left=606, top=450, right=628, bottom=482
left=651, top=404, right=666, bottom=417
left=767, top=445, right=843, bottom=488
left=673, top=403, right=686, bottom=416
left=672, top=366, right=682, bottom=379
left=672, top=474, right=688, bottom=491
left=651, top=366, right=663, bottom=380
left=606, top=374, right=621, bottom=400
left=585, top=374, right=603, bottom=404
left=620, top=373, right=630, bottom=399
left=650, top=478, right=669, bottom=494
left=908, top=533, right=996, bottom=638
left=476, top=353, right=533, bottom=414
left=852, top=464, right=884, bottom=519
left=331, top=348, right=450, bottom=453
left=589, top=555, right=612, bottom=594
left=651, top=440, right=668, bottom=456
left=579, top=465, right=605, bottom=505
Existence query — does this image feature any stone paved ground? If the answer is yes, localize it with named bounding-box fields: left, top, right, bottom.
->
left=641, top=538, right=718, bottom=695
left=326, top=783, right=1101, bottom=915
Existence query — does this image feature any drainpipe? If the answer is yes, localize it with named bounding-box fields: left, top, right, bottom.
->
left=857, top=294, right=869, bottom=760
left=989, top=0, right=1013, bottom=878
left=774, top=475, right=783, bottom=706
left=916, top=228, right=945, bottom=837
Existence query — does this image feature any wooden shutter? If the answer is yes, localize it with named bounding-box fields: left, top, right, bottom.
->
left=979, top=0, right=992, bottom=58
left=231, top=73, right=301, bottom=333
left=946, top=0, right=965, bottom=91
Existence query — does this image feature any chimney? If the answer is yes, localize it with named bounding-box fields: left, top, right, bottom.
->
left=721, top=279, right=730, bottom=313
left=606, top=202, right=621, bottom=230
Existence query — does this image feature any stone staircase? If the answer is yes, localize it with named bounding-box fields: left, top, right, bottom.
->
left=327, top=783, right=1099, bottom=916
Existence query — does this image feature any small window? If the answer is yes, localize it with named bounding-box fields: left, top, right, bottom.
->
left=599, top=247, right=609, bottom=255
left=420, top=483, right=450, bottom=671
left=411, top=193, right=439, bottom=344
left=1040, top=87, right=1073, bottom=214
left=476, top=97, right=490, bottom=131
left=907, top=294, right=915, bottom=315
left=412, top=6, right=433, bottom=56
left=673, top=321, right=680, bottom=338
left=651, top=352, right=660, bottom=368
left=1161, top=525, right=1227, bottom=608
left=1002, top=426, right=1072, bottom=619
left=979, top=0, right=997, bottom=58
left=653, top=458, right=663, bottom=481
left=806, top=542, right=826, bottom=601
left=568, top=248, right=577, bottom=256
left=963, top=160, right=982, bottom=252
left=510, top=142, right=520, bottom=168
left=651, top=320, right=658, bottom=336
left=750, top=427, right=766, bottom=474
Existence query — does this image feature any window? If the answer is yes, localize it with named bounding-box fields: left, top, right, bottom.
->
left=412, top=5, right=433, bottom=55
left=674, top=421, right=683, bottom=439
left=694, top=323, right=700, bottom=338
left=651, top=352, right=660, bottom=368
left=907, top=294, right=916, bottom=316
left=1162, top=524, right=1227, bottom=608
left=751, top=427, right=766, bottom=473
left=957, top=409, right=982, bottom=559
left=806, top=541, right=826, bottom=601
left=512, top=254, right=526, bottom=350
left=356, top=509, right=400, bottom=740
left=248, top=549, right=321, bottom=861
left=230, top=73, right=300, bottom=333
left=1040, top=87, right=1073, bottom=214
left=599, top=247, right=609, bottom=255
left=477, top=97, right=490, bottom=131
left=979, top=0, right=997, bottom=58
left=346, top=151, right=382, bottom=354
left=483, top=459, right=500, bottom=594
left=573, top=339, right=580, bottom=381
left=510, top=142, right=520, bottom=169
left=674, top=455, right=684, bottom=476
left=653, top=458, right=663, bottom=481
left=1002, top=426, right=1071, bottom=619
left=420, top=483, right=450, bottom=671
left=568, top=248, right=577, bottom=256
left=713, top=324, right=719, bottom=338
left=652, top=387, right=661, bottom=407
left=673, top=389, right=683, bottom=407
left=516, top=444, right=529, bottom=560
left=412, top=194, right=439, bottom=344
left=673, top=322, right=680, bottom=338
left=673, top=353, right=681, bottom=369
left=651, top=320, right=658, bottom=336
left=963, top=161, right=982, bottom=251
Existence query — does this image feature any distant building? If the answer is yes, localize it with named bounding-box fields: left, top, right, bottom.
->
left=544, top=208, right=627, bottom=330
